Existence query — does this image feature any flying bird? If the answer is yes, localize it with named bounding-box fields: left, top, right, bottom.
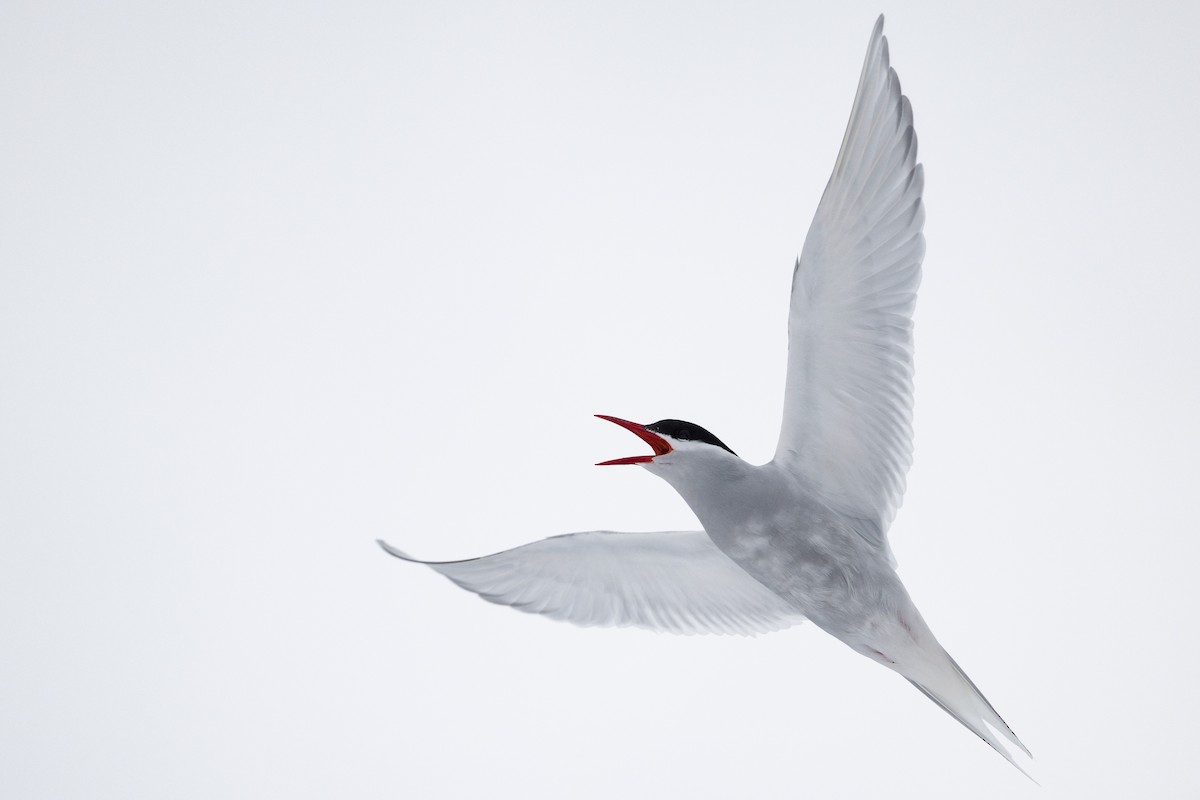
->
left=380, top=16, right=1031, bottom=774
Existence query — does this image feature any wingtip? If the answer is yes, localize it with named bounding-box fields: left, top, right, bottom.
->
left=853, top=15, right=891, bottom=110
left=376, top=539, right=416, bottom=561
left=870, top=14, right=885, bottom=47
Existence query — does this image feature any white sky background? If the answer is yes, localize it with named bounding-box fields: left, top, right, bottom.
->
left=3, top=1, right=1199, bottom=797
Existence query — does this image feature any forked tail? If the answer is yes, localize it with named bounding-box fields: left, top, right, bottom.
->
left=906, top=652, right=1034, bottom=780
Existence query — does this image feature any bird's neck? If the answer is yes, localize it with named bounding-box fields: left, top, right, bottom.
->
left=660, top=458, right=785, bottom=531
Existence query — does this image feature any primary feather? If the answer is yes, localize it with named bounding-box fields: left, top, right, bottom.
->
left=775, top=14, right=925, bottom=545
left=378, top=531, right=805, bottom=636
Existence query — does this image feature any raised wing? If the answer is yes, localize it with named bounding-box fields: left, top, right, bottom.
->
left=378, top=530, right=804, bottom=636
left=775, top=16, right=925, bottom=536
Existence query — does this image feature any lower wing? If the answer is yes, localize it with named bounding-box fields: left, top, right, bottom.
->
left=378, top=530, right=805, bottom=636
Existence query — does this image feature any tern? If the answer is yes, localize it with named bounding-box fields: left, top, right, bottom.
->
left=380, top=16, right=1031, bottom=774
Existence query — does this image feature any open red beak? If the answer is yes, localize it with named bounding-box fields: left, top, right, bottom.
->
left=594, top=414, right=673, bottom=465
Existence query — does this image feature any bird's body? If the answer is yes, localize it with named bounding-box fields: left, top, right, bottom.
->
left=650, top=452, right=899, bottom=644
left=381, top=15, right=1031, bottom=776
left=638, top=436, right=1028, bottom=773
left=715, top=478, right=905, bottom=652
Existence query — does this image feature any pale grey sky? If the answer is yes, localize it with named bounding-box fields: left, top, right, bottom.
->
left=3, top=2, right=1199, bottom=797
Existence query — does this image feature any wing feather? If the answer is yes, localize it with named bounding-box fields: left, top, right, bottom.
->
left=775, top=16, right=925, bottom=545
left=378, top=531, right=804, bottom=636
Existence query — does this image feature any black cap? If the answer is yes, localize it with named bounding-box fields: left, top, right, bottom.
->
left=645, top=419, right=737, bottom=456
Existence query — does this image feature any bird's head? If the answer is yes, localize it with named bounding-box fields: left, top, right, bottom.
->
left=595, top=415, right=742, bottom=485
